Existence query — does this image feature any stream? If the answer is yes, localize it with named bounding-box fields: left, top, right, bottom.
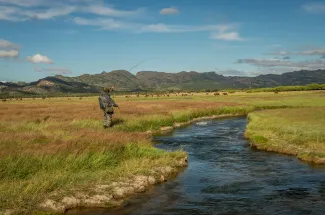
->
left=69, top=117, right=325, bottom=215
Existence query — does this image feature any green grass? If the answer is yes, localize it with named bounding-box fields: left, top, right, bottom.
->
left=1, top=90, right=325, bottom=213
left=0, top=143, right=185, bottom=211
left=246, top=83, right=325, bottom=93
left=245, top=107, right=325, bottom=163
left=113, top=105, right=295, bottom=133
left=112, top=106, right=251, bottom=132
left=114, top=115, right=175, bottom=132
left=185, top=91, right=325, bottom=107
left=71, top=118, right=103, bottom=129
left=118, top=91, right=325, bottom=107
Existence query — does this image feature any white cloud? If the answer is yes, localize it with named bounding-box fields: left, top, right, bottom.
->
left=27, top=54, right=53, bottom=64
left=302, top=2, right=325, bottom=13
left=74, top=17, right=243, bottom=40
left=75, top=17, right=231, bottom=33
left=0, top=0, right=105, bottom=7
left=0, top=0, right=51, bottom=7
left=0, top=39, right=20, bottom=59
left=0, top=1, right=144, bottom=21
left=74, top=17, right=128, bottom=30
left=26, top=6, right=77, bottom=20
left=160, top=7, right=179, bottom=15
left=139, top=23, right=234, bottom=33
left=210, top=32, right=243, bottom=41
left=0, top=1, right=244, bottom=41
left=0, top=6, right=25, bottom=21
left=235, top=58, right=325, bottom=73
left=236, top=58, right=289, bottom=67
left=0, top=50, right=19, bottom=58
left=298, top=48, right=325, bottom=56
left=0, top=39, right=19, bottom=50
left=266, top=48, right=325, bottom=57
left=85, top=5, right=145, bottom=17
left=141, top=23, right=171, bottom=32
left=266, top=51, right=291, bottom=56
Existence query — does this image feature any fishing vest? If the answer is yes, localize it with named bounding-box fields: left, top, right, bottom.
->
left=99, top=94, right=114, bottom=113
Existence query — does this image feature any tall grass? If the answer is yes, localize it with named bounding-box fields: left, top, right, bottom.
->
left=114, top=106, right=293, bottom=132
left=245, top=107, right=325, bottom=163
left=0, top=143, right=185, bottom=210
left=0, top=90, right=324, bottom=212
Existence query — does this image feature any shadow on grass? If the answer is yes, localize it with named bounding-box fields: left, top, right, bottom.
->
left=112, top=118, right=125, bottom=126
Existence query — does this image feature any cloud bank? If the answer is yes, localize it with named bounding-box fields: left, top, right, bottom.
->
left=0, top=0, right=144, bottom=21
left=0, top=0, right=243, bottom=41
left=266, top=48, right=325, bottom=57
left=74, top=17, right=243, bottom=40
left=0, top=39, right=20, bottom=50
left=0, top=50, right=19, bottom=58
left=235, top=57, right=325, bottom=75
left=0, top=39, right=19, bottom=59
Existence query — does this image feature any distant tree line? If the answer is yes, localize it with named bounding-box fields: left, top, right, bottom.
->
left=245, top=83, right=325, bottom=93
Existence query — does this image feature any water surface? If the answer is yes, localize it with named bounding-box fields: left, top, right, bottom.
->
left=70, top=117, right=325, bottom=215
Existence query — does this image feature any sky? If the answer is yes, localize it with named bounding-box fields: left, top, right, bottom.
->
left=0, top=0, right=325, bottom=82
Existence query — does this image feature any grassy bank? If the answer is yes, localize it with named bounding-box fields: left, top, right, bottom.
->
left=0, top=144, right=185, bottom=211
left=245, top=107, right=325, bottom=163
left=0, top=90, right=325, bottom=213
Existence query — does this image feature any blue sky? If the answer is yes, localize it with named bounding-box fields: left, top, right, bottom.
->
left=0, top=0, right=325, bottom=82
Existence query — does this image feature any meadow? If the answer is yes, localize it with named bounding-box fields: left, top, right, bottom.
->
left=0, top=90, right=325, bottom=214
left=245, top=107, right=325, bottom=163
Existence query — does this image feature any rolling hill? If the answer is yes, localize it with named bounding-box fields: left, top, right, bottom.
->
left=0, top=69, right=324, bottom=95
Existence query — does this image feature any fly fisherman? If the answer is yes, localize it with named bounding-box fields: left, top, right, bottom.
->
left=98, top=87, right=119, bottom=128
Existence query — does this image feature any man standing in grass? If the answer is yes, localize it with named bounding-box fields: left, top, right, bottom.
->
left=98, top=87, right=119, bottom=128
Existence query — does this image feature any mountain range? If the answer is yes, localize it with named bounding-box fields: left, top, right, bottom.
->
left=1, top=69, right=325, bottom=95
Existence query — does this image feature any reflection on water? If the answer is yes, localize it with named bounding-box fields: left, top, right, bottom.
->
left=68, top=117, right=325, bottom=215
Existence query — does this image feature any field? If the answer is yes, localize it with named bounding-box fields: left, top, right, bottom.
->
left=1, top=91, right=325, bottom=214
left=245, top=107, right=325, bottom=163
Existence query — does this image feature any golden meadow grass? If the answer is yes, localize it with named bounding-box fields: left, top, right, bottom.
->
left=0, top=91, right=325, bottom=212
left=245, top=107, right=325, bottom=163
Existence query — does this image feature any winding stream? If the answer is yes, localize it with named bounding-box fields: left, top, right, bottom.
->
left=70, top=117, right=325, bottom=215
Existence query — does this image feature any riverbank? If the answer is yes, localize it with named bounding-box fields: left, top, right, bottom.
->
left=1, top=91, right=325, bottom=214
left=73, top=117, right=325, bottom=215
left=0, top=97, right=246, bottom=214
left=35, top=109, right=262, bottom=214
left=38, top=157, right=188, bottom=214
left=245, top=107, right=325, bottom=164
